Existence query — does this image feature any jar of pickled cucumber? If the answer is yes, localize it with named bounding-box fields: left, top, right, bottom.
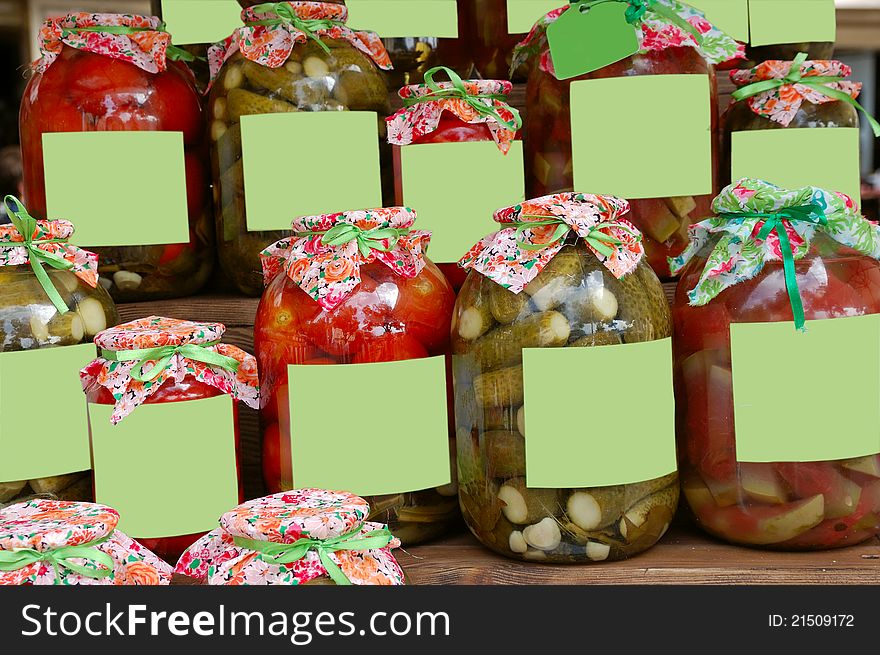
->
left=453, top=193, right=678, bottom=563
left=0, top=197, right=118, bottom=507
left=671, top=179, right=880, bottom=550
left=513, top=2, right=743, bottom=278
left=256, top=207, right=457, bottom=545
left=19, top=13, right=213, bottom=302
left=207, top=1, right=393, bottom=296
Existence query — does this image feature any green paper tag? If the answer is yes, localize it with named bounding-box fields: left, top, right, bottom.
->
left=397, top=141, right=525, bottom=263
left=287, top=357, right=451, bottom=496
left=43, top=132, right=190, bottom=247
left=730, top=128, right=861, bottom=209
left=730, top=316, right=880, bottom=463
left=522, top=338, right=677, bottom=488
left=748, top=0, right=836, bottom=47
left=89, top=395, right=239, bottom=538
left=161, top=0, right=242, bottom=45
left=0, top=344, right=95, bottom=482
left=241, top=112, right=383, bottom=232
left=546, top=1, right=639, bottom=80
left=686, top=0, right=750, bottom=42
left=507, top=0, right=570, bottom=34
left=346, top=0, right=459, bottom=38
left=571, top=74, right=713, bottom=199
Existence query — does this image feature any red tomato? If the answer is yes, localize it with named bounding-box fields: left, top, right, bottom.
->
left=438, top=263, right=467, bottom=291
left=262, top=422, right=293, bottom=494
left=68, top=51, right=151, bottom=98
left=94, top=108, right=160, bottom=131
left=391, top=266, right=455, bottom=352
left=39, top=101, right=88, bottom=133
left=148, top=69, right=202, bottom=145
left=353, top=331, right=428, bottom=364
left=411, top=112, right=495, bottom=144
left=672, top=301, right=732, bottom=360
left=184, top=150, right=207, bottom=215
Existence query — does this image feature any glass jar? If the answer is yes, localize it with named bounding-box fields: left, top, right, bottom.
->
left=256, top=207, right=457, bottom=545
left=747, top=43, right=834, bottom=64
left=453, top=194, right=678, bottom=563
left=472, top=0, right=531, bottom=81
left=20, top=14, right=213, bottom=302
left=208, top=2, right=393, bottom=296
left=672, top=179, right=880, bottom=550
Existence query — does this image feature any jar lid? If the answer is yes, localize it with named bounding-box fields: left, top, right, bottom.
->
left=0, top=500, right=118, bottom=553
left=220, top=489, right=370, bottom=544
left=93, top=316, right=226, bottom=351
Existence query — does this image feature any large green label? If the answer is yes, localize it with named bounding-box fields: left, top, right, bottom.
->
left=161, top=0, right=242, bottom=45
left=749, top=0, right=836, bottom=47
left=346, top=0, right=459, bottom=37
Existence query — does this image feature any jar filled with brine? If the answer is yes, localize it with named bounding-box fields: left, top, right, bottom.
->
left=207, top=1, right=393, bottom=296
left=513, top=2, right=743, bottom=278
left=453, top=193, right=678, bottom=563
left=20, top=13, right=213, bottom=301
left=671, top=178, right=880, bottom=550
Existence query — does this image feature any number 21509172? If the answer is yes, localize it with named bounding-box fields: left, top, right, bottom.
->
left=769, top=615, right=855, bottom=628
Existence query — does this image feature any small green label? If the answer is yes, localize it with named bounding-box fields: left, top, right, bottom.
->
left=522, top=338, right=677, bottom=488
left=507, top=0, right=569, bottom=34
left=398, top=140, right=525, bottom=263
left=731, top=315, right=880, bottom=463
left=0, top=344, right=95, bottom=482
left=571, top=74, right=713, bottom=199
left=241, top=112, right=383, bottom=232
left=687, top=0, right=750, bottom=41
left=161, top=0, right=242, bottom=45
left=287, top=357, right=451, bottom=496
left=731, top=128, right=861, bottom=208
left=43, top=131, right=190, bottom=247
left=89, top=395, right=239, bottom=538
left=346, top=0, right=459, bottom=37
left=749, top=0, right=836, bottom=47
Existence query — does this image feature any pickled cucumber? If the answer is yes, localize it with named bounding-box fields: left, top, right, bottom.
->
left=488, top=284, right=531, bottom=324
left=227, top=88, right=298, bottom=121
left=524, top=248, right=582, bottom=311
left=484, top=430, right=525, bottom=478
left=472, top=311, right=570, bottom=370
left=473, top=365, right=523, bottom=408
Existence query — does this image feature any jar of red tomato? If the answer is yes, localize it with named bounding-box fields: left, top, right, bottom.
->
left=19, top=13, right=212, bottom=302
left=671, top=179, right=880, bottom=550
left=81, top=317, right=260, bottom=562
left=387, top=66, right=522, bottom=291
left=513, top=2, right=743, bottom=278
left=256, top=207, right=457, bottom=544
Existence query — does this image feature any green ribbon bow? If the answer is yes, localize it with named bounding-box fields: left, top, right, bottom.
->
left=2, top=195, right=76, bottom=315
left=718, top=203, right=827, bottom=331
left=296, top=223, right=410, bottom=258
left=246, top=2, right=346, bottom=55
left=101, top=341, right=240, bottom=383
left=0, top=536, right=114, bottom=585
left=59, top=23, right=198, bottom=62
left=513, top=214, right=641, bottom=257
left=571, top=0, right=704, bottom=45
left=403, top=66, right=523, bottom=133
left=232, top=526, right=394, bottom=586
left=732, top=52, right=880, bottom=137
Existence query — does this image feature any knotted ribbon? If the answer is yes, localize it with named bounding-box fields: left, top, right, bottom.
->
left=0, top=536, right=114, bottom=585
left=101, top=341, right=241, bottom=383
left=513, top=214, right=642, bottom=257
left=295, top=223, right=410, bottom=259
left=572, top=0, right=703, bottom=45
left=245, top=2, right=345, bottom=55
left=232, top=527, right=394, bottom=586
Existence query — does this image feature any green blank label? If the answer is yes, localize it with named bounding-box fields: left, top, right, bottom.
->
left=43, top=132, right=190, bottom=247
left=398, top=141, right=525, bottom=263
left=507, top=0, right=569, bottom=34
left=161, top=0, right=242, bottom=45
left=241, top=112, right=383, bottom=232
left=522, top=338, right=677, bottom=488
left=571, top=75, right=713, bottom=199
left=731, top=128, right=861, bottom=207
left=346, top=0, right=459, bottom=37
left=288, top=356, right=450, bottom=496
left=0, top=344, right=95, bottom=481
left=749, top=0, right=836, bottom=46
left=89, top=395, right=239, bottom=538
left=731, top=316, right=880, bottom=463
left=687, top=0, right=750, bottom=41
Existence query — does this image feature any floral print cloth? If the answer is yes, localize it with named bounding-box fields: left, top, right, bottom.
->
left=34, top=13, right=172, bottom=75
left=208, top=1, right=392, bottom=87
left=0, top=500, right=172, bottom=585
left=730, top=59, right=862, bottom=127
left=669, top=178, right=880, bottom=306
left=174, top=490, right=405, bottom=586
left=387, top=79, right=519, bottom=153
left=460, top=193, right=643, bottom=292
left=511, top=0, right=745, bottom=78
left=0, top=219, right=98, bottom=288
left=262, top=207, right=431, bottom=311
left=80, top=317, right=260, bottom=424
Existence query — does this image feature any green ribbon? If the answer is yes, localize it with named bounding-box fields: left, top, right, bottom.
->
left=513, top=214, right=641, bottom=257
left=101, top=341, right=240, bottom=383
left=718, top=203, right=827, bottom=331
left=732, top=52, right=880, bottom=137
left=296, top=223, right=410, bottom=258
left=0, top=536, right=114, bottom=585
left=2, top=196, right=74, bottom=315
left=232, top=526, right=394, bottom=586
left=246, top=2, right=347, bottom=55
left=59, top=23, right=198, bottom=62
left=571, top=0, right=704, bottom=45
left=402, top=66, right=523, bottom=133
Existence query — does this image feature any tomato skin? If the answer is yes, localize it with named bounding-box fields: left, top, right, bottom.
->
left=148, top=68, right=203, bottom=145
left=411, top=112, right=495, bottom=144
left=68, top=51, right=151, bottom=98
left=353, top=331, right=428, bottom=363
left=390, top=264, right=455, bottom=353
